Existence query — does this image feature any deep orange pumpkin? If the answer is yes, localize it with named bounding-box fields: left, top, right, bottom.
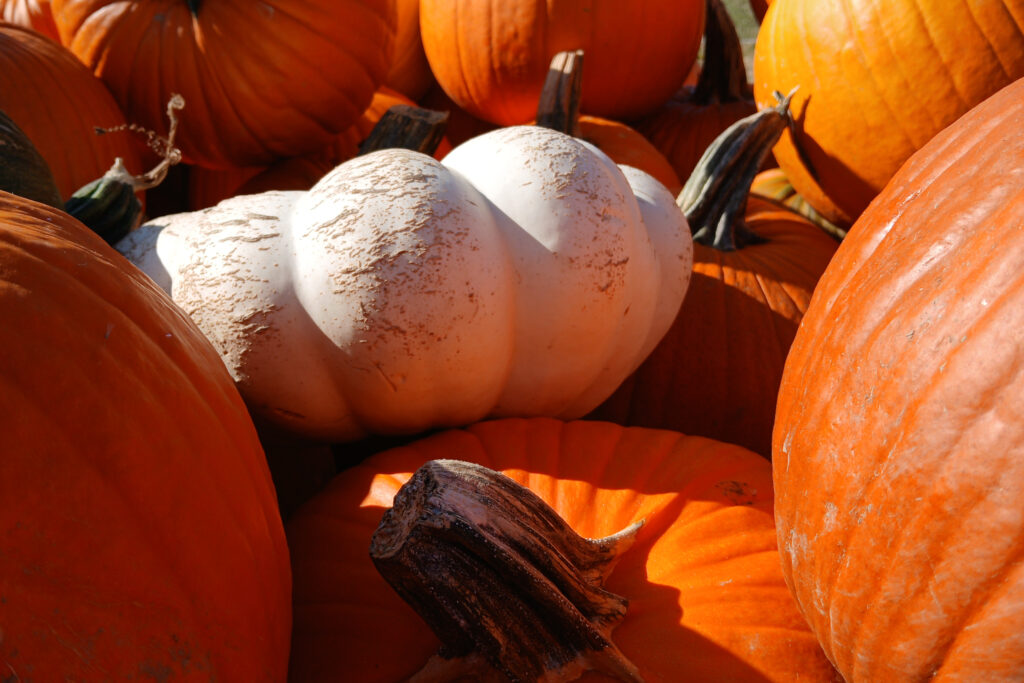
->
left=287, top=417, right=837, bottom=682
left=0, top=191, right=291, bottom=679
left=635, top=0, right=758, bottom=185
left=753, top=0, right=1024, bottom=227
left=385, top=0, right=435, bottom=101
left=0, top=23, right=145, bottom=201
left=187, top=87, right=447, bottom=211
left=0, top=0, right=59, bottom=39
left=773, top=78, right=1024, bottom=681
left=420, top=0, right=706, bottom=126
left=576, top=114, right=683, bottom=196
left=590, top=101, right=838, bottom=458
left=51, top=0, right=396, bottom=169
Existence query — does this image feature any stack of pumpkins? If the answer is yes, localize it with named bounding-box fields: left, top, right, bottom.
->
left=1, top=0, right=1023, bottom=680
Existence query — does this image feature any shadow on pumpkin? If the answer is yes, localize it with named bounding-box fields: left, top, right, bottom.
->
left=286, top=418, right=794, bottom=682
left=588, top=266, right=809, bottom=459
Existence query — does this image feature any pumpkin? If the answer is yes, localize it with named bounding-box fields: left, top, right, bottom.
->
left=188, top=87, right=451, bottom=211
left=634, top=0, right=759, bottom=185
left=750, top=166, right=845, bottom=241
left=0, top=107, right=64, bottom=209
left=287, top=417, right=837, bottom=681
left=590, top=95, right=838, bottom=458
left=420, top=0, right=706, bottom=126
left=533, top=50, right=682, bottom=197
left=753, top=0, right=1024, bottom=227
left=749, top=0, right=768, bottom=22
left=772, top=77, right=1024, bottom=681
left=0, top=0, right=58, bottom=39
left=116, top=125, right=693, bottom=442
left=385, top=0, right=434, bottom=101
left=0, top=23, right=145, bottom=201
left=0, top=191, right=291, bottom=679
left=51, top=0, right=396, bottom=169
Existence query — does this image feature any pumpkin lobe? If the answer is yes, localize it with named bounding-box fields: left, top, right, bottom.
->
left=370, top=459, right=645, bottom=683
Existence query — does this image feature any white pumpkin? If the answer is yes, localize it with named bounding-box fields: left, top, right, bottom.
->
left=117, top=126, right=693, bottom=441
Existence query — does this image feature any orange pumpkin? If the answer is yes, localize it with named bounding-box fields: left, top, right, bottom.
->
left=0, top=23, right=145, bottom=201
left=0, top=191, right=291, bottom=679
left=773, top=76, right=1024, bottom=681
left=591, top=98, right=838, bottom=458
left=578, top=115, right=682, bottom=195
left=52, top=0, right=396, bottom=169
left=287, top=417, right=837, bottom=681
left=385, top=0, right=435, bottom=101
left=753, top=0, right=1024, bottom=227
left=420, top=0, right=706, bottom=126
left=0, top=0, right=58, bottom=39
left=635, top=0, right=758, bottom=185
left=187, top=87, right=448, bottom=211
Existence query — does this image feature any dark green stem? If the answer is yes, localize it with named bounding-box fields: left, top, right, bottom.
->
left=678, top=90, right=795, bottom=251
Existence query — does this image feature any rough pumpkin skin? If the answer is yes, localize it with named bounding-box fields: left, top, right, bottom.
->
left=118, top=126, right=693, bottom=442
left=753, top=0, right=1024, bottom=227
left=773, top=78, right=1024, bottom=680
left=287, top=417, right=839, bottom=682
left=0, top=192, right=291, bottom=680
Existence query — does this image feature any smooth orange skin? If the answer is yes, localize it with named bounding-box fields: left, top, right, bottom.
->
left=0, top=193, right=291, bottom=680
left=420, top=0, right=705, bottom=126
left=0, top=24, right=145, bottom=200
left=385, top=0, right=435, bottom=101
left=591, top=198, right=838, bottom=458
left=188, top=87, right=452, bottom=210
left=773, top=78, right=1024, bottom=680
left=0, top=0, right=59, bottom=39
left=52, top=0, right=396, bottom=169
left=637, top=94, right=758, bottom=186
left=753, top=0, right=1024, bottom=227
left=287, top=417, right=837, bottom=682
left=577, top=114, right=683, bottom=195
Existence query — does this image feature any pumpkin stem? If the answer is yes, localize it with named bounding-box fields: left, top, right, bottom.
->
left=678, top=89, right=795, bottom=251
left=0, top=108, right=64, bottom=210
left=65, top=94, right=185, bottom=245
left=186, top=0, right=200, bottom=16
left=370, top=459, right=646, bottom=683
left=358, top=104, right=449, bottom=157
left=536, top=49, right=584, bottom=137
left=691, top=0, right=752, bottom=106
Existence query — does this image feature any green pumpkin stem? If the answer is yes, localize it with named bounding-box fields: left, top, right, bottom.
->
left=692, top=0, right=752, bottom=105
left=370, top=459, right=645, bottom=683
left=65, top=94, right=185, bottom=245
left=678, top=89, right=795, bottom=251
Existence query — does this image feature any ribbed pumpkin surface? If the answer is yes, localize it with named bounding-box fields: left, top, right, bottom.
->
left=288, top=418, right=837, bottom=682
left=52, top=0, right=396, bottom=169
left=0, top=23, right=144, bottom=200
left=753, top=0, right=1024, bottom=227
left=420, top=0, right=706, bottom=126
left=773, top=79, right=1024, bottom=679
left=0, top=192, right=291, bottom=680
left=592, top=197, right=838, bottom=458
left=0, top=0, right=59, bottom=39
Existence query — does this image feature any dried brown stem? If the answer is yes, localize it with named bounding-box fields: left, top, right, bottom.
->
left=370, top=459, right=645, bottom=683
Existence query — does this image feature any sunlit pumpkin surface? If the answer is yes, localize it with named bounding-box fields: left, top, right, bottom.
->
left=287, top=418, right=836, bottom=681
